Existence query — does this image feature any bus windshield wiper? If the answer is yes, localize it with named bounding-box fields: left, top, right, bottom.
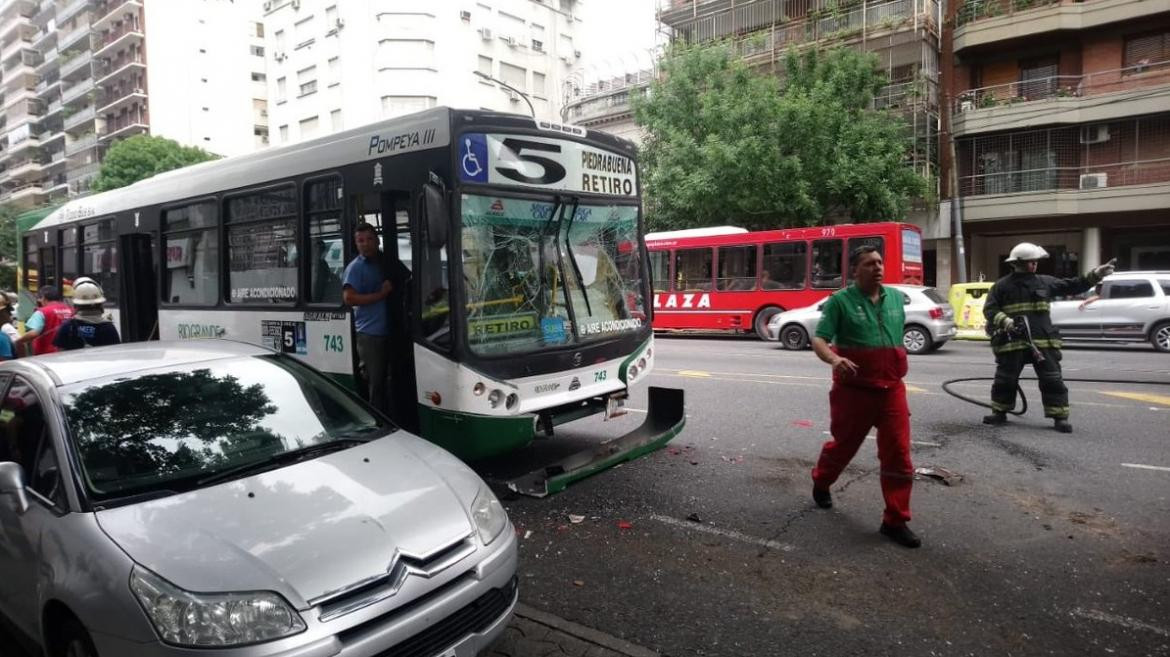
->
left=561, top=197, right=593, bottom=317
left=538, top=196, right=563, bottom=314
left=196, top=439, right=365, bottom=487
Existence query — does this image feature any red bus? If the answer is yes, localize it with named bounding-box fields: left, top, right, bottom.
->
left=645, top=222, right=924, bottom=338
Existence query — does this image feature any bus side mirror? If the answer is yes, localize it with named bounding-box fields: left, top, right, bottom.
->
left=423, top=184, right=448, bottom=249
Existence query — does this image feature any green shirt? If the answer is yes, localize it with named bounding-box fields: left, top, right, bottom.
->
left=815, top=284, right=905, bottom=348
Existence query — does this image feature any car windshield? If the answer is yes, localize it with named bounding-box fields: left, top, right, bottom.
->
left=60, top=355, right=390, bottom=505
left=460, top=194, right=647, bottom=356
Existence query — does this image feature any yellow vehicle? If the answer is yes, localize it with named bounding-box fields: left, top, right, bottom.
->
left=948, top=281, right=994, bottom=340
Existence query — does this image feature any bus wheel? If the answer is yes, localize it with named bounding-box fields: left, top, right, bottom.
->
left=754, top=306, right=782, bottom=341
left=780, top=325, right=809, bottom=350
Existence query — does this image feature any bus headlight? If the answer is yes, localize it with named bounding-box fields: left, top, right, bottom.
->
left=471, top=485, right=508, bottom=545
left=473, top=382, right=486, bottom=396
left=628, top=365, right=639, bottom=380
left=638, top=357, right=647, bottom=370
left=488, top=389, right=504, bottom=408
left=505, top=393, right=519, bottom=410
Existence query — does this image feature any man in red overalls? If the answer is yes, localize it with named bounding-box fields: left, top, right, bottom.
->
left=14, top=286, right=74, bottom=356
left=810, top=246, right=919, bottom=548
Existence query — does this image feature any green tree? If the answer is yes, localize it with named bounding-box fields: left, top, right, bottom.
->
left=633, top=44, right=927, bottom=231
left=92, top=134, right=220, bottom=192
left=0, top=204, right=18, bottom=290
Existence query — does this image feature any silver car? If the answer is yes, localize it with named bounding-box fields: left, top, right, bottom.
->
left=1049, top=271, right=1170, bottom=352
left=0, top=341, right=517, bottom=657
left=767, top=284, right=957, bottom=354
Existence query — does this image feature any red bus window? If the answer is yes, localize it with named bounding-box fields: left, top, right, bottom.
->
left=649, top=250, right=670, bottom=293
left=716, top=245, right=757, bottom=291
left=762, top=242, right=806, bottom=290
left=674, top=248, right=712, bottom=291
left=845, top=237, right=884, bottom=283
left=811, top=239, right=843, bottom=289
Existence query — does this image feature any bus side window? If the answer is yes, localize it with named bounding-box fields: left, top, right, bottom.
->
left=762, top=242, right=806, bottom=290
left=306, top=178, right=344, bottom=305
left=811, top=239, right=843, bottom=289
left=81, top=219, right=118, bottom=305
left=716, top=245, right=757, bottom=291
left=674, top=248, right=712, bottom=292
left=162, top=202, right=218, bottom=305
left=649, top=250, right=669, bottom=293
left=845, top=236, right=884, bottom=283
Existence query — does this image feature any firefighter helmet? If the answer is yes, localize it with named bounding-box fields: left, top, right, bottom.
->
left=72, top=280, right=106, bottom=307
left=1004, top=242, right=1049, bottom=263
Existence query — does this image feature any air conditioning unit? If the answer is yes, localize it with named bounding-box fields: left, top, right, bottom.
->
left=478, top=27, right=493, bottom=40
left=1080, top=125, right=1110, bottom=144
left=1079, top=173, right=1107, bottom=189
left=574, top=50, right=582, bottom=58
left=291, top=0, right=301, bottom=9
left=500, top=35, right=517, bottom=47
left=335, top=18, right=345, bottom=29
left=506, top=90, right=519, bottom=102
left=460, top=10, right=472, bottom=21
left=532, top=39, right=544, bottom=52
left=263, top=0, right=272, bottom=11
left=273, top=51, right=286, bottom=62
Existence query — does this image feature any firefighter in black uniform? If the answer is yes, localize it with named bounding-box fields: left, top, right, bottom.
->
left=982, top=243, right=1115, bottom=433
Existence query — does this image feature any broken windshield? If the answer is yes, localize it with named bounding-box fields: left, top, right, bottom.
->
left=461, top=194, right=647, bottom=356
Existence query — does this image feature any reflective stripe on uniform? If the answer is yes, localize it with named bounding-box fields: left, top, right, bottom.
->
left=991, top=400, right=1015, bottom=412
left=1044, top=405, right=1070, bottom=419
left=992, top=338, right=1063, bottom=354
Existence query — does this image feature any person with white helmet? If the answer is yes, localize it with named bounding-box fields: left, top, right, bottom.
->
left=982, top=243, right=1115, bottom=433
left=53, top=279, right=121, bottom=350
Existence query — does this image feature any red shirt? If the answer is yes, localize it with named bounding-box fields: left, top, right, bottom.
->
left=32, top=301, right=75, bottom=355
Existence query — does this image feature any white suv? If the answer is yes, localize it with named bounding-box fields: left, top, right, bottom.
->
left=1049, top=272, right=1170, bottom=352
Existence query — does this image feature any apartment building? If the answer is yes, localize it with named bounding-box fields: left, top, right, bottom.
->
left=945, top=0, right=1170, bottom=279
left=262, top=0, right=583, bottom=146
left=656, top=0, right=948, bottom=284
left=0, top=0, right=268, bottom=210
left=562, top=63, right=653, bottom=144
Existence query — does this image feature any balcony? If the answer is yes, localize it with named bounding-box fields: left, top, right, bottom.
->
left=4, top=158, right=47, bottom=180
left=42, top=98, right=64, bottom=118
left=2, top=83, right=36, bottom=108
left=97, top=85, right=144, bottom=114
left=0, top=183, right=46, bottom=206
left=94, top=21, right=142, bottom=57
left=952, top=60, right=1170, bottom=135
left=92, top=0, right=142, bottom=32
left=59, top=48, right=93, bottom=79
left=66, top=161, right=100, bottom=182
left=61, top=76, right=94, bottom=105
left=32, top=25, right=55, bottom=48
left=56, top=0, right=94, bottom=24
left=63, top=104, right=96, bottom=130
left=35, top=46, right=58, bottom=73
left=65, top=131, right=98, bottom=155
left=98, top=115, right=147, bottom=140
left=1, top=37, right=33, bottom=62
left=35, top=75, right=61, bottom=95
left=0, top=11, right=34, bottom=40
left=954, top=0, right=1170, bottom=54
left=94, top=55, right=143, bottom=86
left=57, top=25, right=91, bottom=52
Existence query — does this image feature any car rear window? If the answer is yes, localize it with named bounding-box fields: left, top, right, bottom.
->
left=1160, top=280, right=1170, bottom=296
left=922, top=288, right=948, bottom=304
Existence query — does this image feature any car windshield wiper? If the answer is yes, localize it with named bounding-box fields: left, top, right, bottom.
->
left=196, top=439, right=366, bottom=488
left=561, top=197, right=593, bottom=317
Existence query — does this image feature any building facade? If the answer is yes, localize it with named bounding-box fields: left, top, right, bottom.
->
left=262, top=0, right=583, bottom=147
left=562, top=64, right=652, bottom=144
left=0, top=0, right=268, bottom=209
left=655, top=0, right=947, bottom=284
left=944, top=0, right=1170, bottom=280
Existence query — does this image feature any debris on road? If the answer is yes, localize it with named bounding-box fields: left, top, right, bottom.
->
left=569, top=514, right=585, bottom=524
left=618, top=520, right=633, bottom=530
left=793, top=419, right=815, bottom=428
left=573, top=580, right=585, bottom=587
left=687, top=513, right=702, bottom=523
left=914, top=466, right=963, bottom=486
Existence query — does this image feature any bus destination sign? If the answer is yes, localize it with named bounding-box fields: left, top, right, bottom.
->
left=458, top=133, right=636, bottom=196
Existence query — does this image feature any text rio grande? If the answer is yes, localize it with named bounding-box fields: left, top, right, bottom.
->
left=653, top=293, right=712, bottom=309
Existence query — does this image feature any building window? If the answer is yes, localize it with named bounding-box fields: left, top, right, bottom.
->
left=381, top=96, right=436, bottom=115
left=533, top=71, right=546, bottom=96
left=295, top=15, right=315, bottom=40
left=330, top=109, right=342, bottom=130
left=478, top=55, right=492, bottom=76
left=276, top=76, right=287, bottom=102
left=255, top=22, right=264, bottom=38
left=325, top=5, right=338, bottom=25
left=300, top=116, right=319, bottom=138
left=1124, top=31, right=1170, bottom=71
left=762, top=243, right=807, bottom=290
left=500, top=62, right=526, bottom=90
left=163, top=202, right=219, bottom=306
left=297, top=65, right=317, bottom=96
left=81, top=219, right=118, bottom=304
left=328, top=56, right=340, bottom=85
left=279, top=124, right=288, bottom=141
left=226, top=186, right=298, bottom=304
left=275, top=29, right=285, bottom=51
left=252, top=72, right=266, bottom=82
left=716, top=246, right=757, bottom=291
left=299, top=80, right=318, bottom=96
left=250, top=45, right=265, bottom=57
left=532, top=39, right=543, bottom=52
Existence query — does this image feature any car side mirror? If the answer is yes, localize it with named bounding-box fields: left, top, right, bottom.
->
left=0, top=462, right=29, bottom=515
left=423, top=183, right=448, bottom=249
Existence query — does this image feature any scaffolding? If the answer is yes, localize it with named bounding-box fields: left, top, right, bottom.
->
left=657, top=0, right=942, bottom=182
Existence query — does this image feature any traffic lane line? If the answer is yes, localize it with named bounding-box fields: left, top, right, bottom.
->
left=1069, top=608, right=1170, bottom=638
left=1121, top=463, right=1170, bottom=473
left=1100, top=391, right=1170, bottom=407
left=649, top=514, right=795, bottom=552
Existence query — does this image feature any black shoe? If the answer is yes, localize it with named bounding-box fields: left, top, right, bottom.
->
left=1054, top=418, right=1073, bottom=433
left=812, top=487, right=833, bottom=509
left=880, top=523, right=922, bottom=548
left=983, top=411, right=1008, bottom=425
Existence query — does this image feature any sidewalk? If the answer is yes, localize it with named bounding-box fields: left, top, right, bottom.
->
left=486, top=604, right=660, bottom=657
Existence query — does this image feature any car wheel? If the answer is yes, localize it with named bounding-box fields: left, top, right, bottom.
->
left=780, top=325, right=809, bottom=350
left=903, top=325, right=933, bottom=355
left=1151, top=321, right=1170, bottom=353
left=754, top=306, right=782, bottom=341
left=55, top=618, right=99, bottom=657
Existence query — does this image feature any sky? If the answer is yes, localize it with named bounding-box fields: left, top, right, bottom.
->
left=576, top=0, right=663, bottom=81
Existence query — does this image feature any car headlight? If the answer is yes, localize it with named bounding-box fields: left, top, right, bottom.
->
left=130, top=567, right=305, bottom=647
left=471, top=484, right=508, bottom=545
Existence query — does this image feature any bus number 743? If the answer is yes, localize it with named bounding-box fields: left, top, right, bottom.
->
left=323, top=335, right=344, bottom=353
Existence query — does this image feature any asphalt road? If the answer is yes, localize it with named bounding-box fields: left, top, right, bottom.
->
left=479, top=336, right=1170, bottom=657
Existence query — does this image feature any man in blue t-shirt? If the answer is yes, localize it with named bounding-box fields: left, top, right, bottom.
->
left=342, top=223, right=393, bottom=415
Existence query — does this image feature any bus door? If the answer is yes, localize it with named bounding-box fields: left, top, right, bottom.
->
left=349, top=190, right=418, bottom=432
left=119, top=233, right=158, bottom=341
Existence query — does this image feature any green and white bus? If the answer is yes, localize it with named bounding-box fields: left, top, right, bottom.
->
left=20, top=108, right=684, bottom=496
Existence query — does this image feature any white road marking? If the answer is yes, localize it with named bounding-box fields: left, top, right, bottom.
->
left=649, top=514, right=795, bottom=552
left=1069, top=608, right=1170, bottom=638
left=819, top=431, right=941, bottom=447
left=625, top=408, right=647, bottom=414
left=1121, top=463, right=1170, bottom=473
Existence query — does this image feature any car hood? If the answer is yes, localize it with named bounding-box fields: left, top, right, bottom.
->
left=95, top=435, right=475, bottom=609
